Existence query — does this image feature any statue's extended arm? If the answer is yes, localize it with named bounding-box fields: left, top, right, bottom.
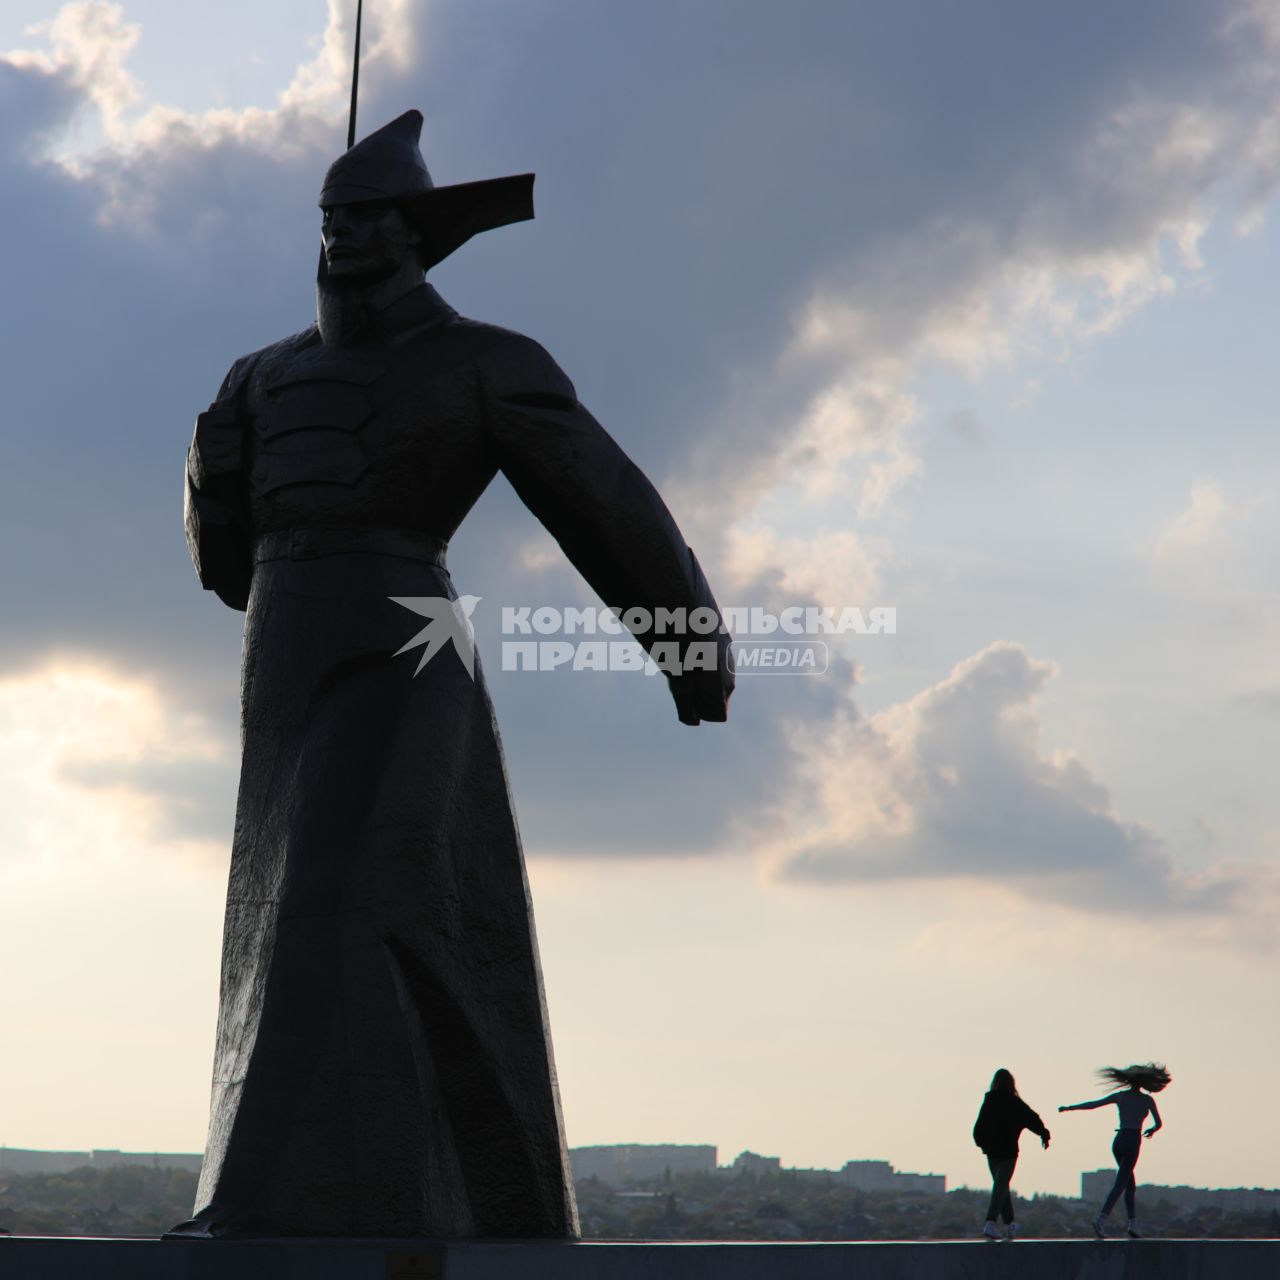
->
left=184, top=356, right=257, bottom=611
left=481, top=336, right=733, bottom=725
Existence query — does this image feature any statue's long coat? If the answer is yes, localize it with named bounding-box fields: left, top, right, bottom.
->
left=183, top=283, right=730, bottom=1238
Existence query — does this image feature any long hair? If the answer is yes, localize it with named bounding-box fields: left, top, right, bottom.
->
left=989, top=1068, right=1019, bottom=1096
left=1098, top=1063, right=1172, bottom=1093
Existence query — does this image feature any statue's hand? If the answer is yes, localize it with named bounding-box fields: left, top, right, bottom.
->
left=670, top=671, right=731, bottom=726
left=185, top=392, right=255, bottom=611
left=189, top=401, right=247, bottom=497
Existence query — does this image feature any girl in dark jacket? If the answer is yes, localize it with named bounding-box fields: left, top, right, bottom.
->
left=973, top=1068, right=1051, bottom=1240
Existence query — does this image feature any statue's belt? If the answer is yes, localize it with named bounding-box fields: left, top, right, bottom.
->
left=254, top=527, right=448, bottom=567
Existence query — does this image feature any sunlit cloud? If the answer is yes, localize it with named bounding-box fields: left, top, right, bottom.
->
left=762, top=641, right=1262, bottom=925
left=723, top=526, right=881, bottom=611
left=2, top=0, right=424, bottom=181
left=1152, top=479, right=1231, bottom=565
left=689, top=10, right=1280, bottom=598
left=0, top=656, right=235, bottom=877
left=5, top=1, right=141, bottom=142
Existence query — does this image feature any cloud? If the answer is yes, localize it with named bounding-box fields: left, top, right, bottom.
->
left=657, top=0, right=1280, bottom=589
left=0, top=656, right=236, bottom=874
left=5, top=0, right=421, bottom=158
left=1152, top=479, right=1232, bottom=564
left=722, top=527, right=882, bottom=613
left=278, top=0, right=419, bottom=120
left=766, top=642, right=1251, bottom=918
left=6, top=1, right=141, bottom=143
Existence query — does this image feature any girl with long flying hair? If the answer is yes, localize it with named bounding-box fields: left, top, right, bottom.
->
left=972, top=1068, right=1051, bottom=1241
left=1059, top=1063, right=1170, bottom=1239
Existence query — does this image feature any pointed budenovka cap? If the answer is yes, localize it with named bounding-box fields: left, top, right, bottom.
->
left=319, top=109, right=534, bottom=271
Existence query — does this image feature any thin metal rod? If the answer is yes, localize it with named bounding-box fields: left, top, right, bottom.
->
left=347, top=0, right=363, bottom=149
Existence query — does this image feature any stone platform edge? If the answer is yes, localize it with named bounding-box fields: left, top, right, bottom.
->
left=1, top=1236, right=1277, bottom=1280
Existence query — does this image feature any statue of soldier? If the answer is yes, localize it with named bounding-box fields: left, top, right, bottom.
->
left=172, top=111, right=733, bottom=1239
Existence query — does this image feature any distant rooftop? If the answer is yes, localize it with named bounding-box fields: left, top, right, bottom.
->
left=0, top=1147, right=202, bottom=1176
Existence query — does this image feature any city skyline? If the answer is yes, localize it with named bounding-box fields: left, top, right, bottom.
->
left=2, top=0, right=1279, bottom=1203
left=5, top=1138, right=1279, bottom=1207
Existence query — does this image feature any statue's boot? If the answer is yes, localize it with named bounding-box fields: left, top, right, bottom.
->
left=162, top=1202, right=265, bottom=1240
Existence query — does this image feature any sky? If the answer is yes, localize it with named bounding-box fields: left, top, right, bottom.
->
left=2, top=0, right=1280, bottom=1203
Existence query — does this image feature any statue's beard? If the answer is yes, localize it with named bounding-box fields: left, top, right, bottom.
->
left=316, top=273, right=378, bottom=347
left=315, top=254, right=424, bottom=347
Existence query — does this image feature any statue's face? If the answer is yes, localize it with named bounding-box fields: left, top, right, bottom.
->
left=321, top=200, right=421, bottom=279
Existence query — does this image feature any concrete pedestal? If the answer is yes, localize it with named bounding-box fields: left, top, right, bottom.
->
left=0, top=1237, right=1276, bottom=1279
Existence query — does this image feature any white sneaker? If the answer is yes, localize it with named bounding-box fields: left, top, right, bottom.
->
left=1091, top=1214, right=1106, bottom=1239
left=1005, top=1221, right=1018, bottom=1241
left=983, top=1221, right=1002, bottom=1240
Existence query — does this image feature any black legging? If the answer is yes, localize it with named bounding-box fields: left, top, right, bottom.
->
left=1100, top=1128, right=1142, bottom=1218
left=985, top=1154, right=1017, bottom=1224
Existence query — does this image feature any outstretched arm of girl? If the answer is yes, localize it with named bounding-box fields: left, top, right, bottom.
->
left=1058, top=1095, right=1119, bottom=1112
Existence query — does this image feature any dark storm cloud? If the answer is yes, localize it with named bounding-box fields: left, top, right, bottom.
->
left=411, top=0, right=1280, bottom=507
